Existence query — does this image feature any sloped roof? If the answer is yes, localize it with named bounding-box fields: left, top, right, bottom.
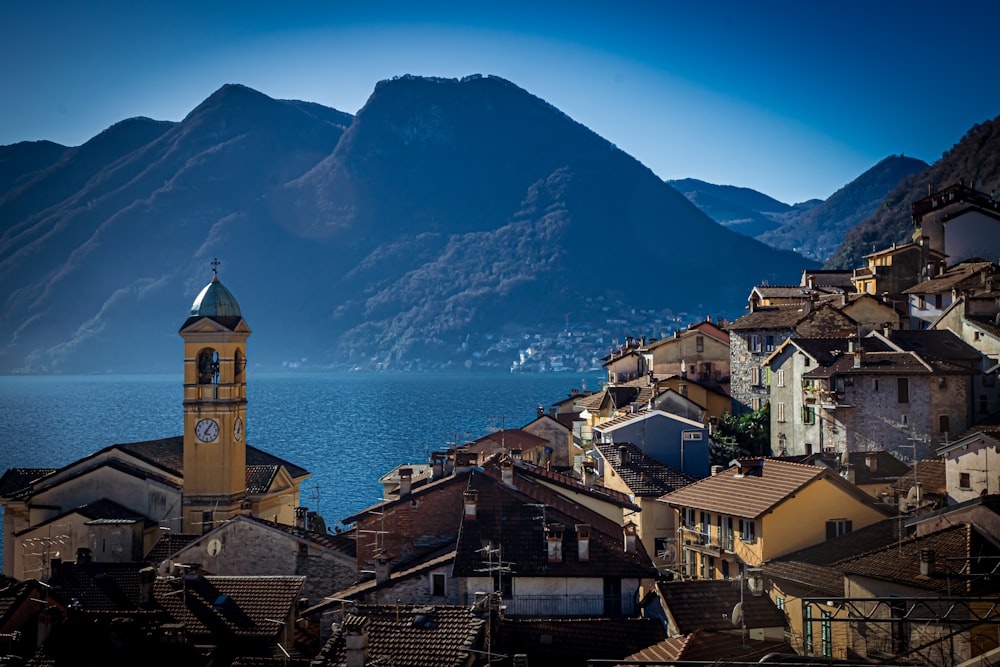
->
left=0, top=468, right=57, bottom=500
left=514, top=460, right=638, bottom=509
left=153, top=575, right=305, bottom=640
left=892, top=459, right=946, bottom=496
left=595, top=442, right=696, bottom=497
left=841, top=523, right=999, bottom=594
left=594, top=409, right=703, bottom=433
left=313, top=605, right=485, bottom=667
left=453, top=467, right=655, bottom=579
left=145, top=532, right=202, bottom=565
left=49, top=561, right=149, bottom=611
left=658, top=458, right=827, bottom=519
left=803, top=350, right=971, bottom=377
left=496, top=617, right=666, bottom=667
left=901, top=260, right=998, bottom=295
left=728, top=305, right=811, bottom=331
left=624, top=629, right=794, bottom=664
left=656, top=580, right=787, bottom=634
left=763, top=519, right=904, bottom=595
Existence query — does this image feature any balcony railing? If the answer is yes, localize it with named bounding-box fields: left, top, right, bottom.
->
left=467, top=594, right=636, bottom=617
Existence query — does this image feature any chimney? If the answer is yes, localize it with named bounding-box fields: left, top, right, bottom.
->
left=623, top=521, right=638, bottom=554
left=431, top=451, right=448, bottom=480
left=76, top=547, right=93, bottom=565
left=455, top=451, right=478, bottom=474
left=807, top=274, right=815, bottom=289
left=576, top=524, right=591, bottom=562
left=139, top=566, right=156, bottom=608
left=853, top=344, right=864, bottom=369
left=865, top=455, right=877, bottom=473
left=500, top=458, right=515, bottom=487
left=618, top=445, right=630, bottom=465
left=463, top=490, right=478, bottom=520
left=549, top=407, right=558, bottom=418
left=546, top=524, right=564, bottom=563
left=295, top=506, right=308, bottom=529
left=920, top=549, right=936, bottom=576
left=537, top=406, right=545, bottom=418
left=710, top=465, right=724, bottom=476
left=345, top=618, right=369, bottom=667
left=398, top=467, right=413, bottom=497
left=374, top=550, right=391, bottom=584
left=581, top=460, right=597, bottom=486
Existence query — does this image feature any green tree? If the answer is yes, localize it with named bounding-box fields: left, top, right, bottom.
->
left=716, top=404, right=770, bottom=457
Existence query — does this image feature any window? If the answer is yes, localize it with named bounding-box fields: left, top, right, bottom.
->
left=431, top=572, right=446, bottom=596
left=751, top=366, right=761, bottom=385
left=917, top=295, right=926, bottom=310
left=775, top=596, right=785, bottom=612
left=724, top=517, right=735, bottom=551
left=700, top=511, right=711, bottom=544
left=696, top=335, right=704, bottom=352
left=765, top=335, right=775, bottom=352
left=739, top=519, right=756, bottom=543
left=939, top=415, right=950, bottom=435
left=750, top=335, right=762, bottom=353
left=960, top=472, right=971, bottom=489
left=821, top=610, right=832, bottom=658
left=776, top=370, right=785, bottom=387
left=897, top=378, right=909, bottom=404
left=776, top=402, right=786, bottom=422
left=721, top=559, right=730, bottom=578
left=201, top=510, right=213, bottom=535
left=826, top=519, right=853, bottom=538
left=804, top=605, right=813, bottom=654
left=935, top=294, right=943, bottom=309
left=802, top=406, right=816, bottom=425
left=683, top=508, right=696, bottom=529
left=873, top=379, right=879, bottom=391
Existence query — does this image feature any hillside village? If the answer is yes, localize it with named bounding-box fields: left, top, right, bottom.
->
left=2, top=180, right=1000, bottom=665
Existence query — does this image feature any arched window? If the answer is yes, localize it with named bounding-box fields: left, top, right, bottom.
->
left=234, top=348, right=246, bottom=383
left=197, top=348, right=220, bottom=385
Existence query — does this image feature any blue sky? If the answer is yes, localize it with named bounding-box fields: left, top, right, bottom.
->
left=4, top=1, right=999, bottom=204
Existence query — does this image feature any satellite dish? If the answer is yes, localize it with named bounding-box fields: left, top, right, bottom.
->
left=657, top=539, right=677, bottom=565
left=207, top=538, right=222, bottom=556
left=730, top=601, right=744, bottom=627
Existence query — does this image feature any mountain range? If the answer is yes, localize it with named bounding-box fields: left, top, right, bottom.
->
left=0, top=75, right=810, bottom=374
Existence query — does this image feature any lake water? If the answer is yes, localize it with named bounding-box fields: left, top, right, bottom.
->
left=0, top=371, right=604, bottom=570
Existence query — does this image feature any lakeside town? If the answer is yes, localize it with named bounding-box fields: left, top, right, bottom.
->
left=1, top=181, right=1000, bottom=665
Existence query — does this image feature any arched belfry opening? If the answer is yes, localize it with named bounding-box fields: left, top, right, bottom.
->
left=198, top=348, right=220, bottom=385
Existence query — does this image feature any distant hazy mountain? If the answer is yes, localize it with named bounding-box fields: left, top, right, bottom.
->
left=0, top=75, right=810, bottom=374
left=666, top=178, right=796, bottom=237
left=757, top=155, right=928, bottom=262
left=671, top=156, right=927, bottom=263
left=827, top=118, right=1000, bottom=269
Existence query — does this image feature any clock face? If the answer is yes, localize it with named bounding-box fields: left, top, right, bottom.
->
left=233, top=416, right=244, bottom=441
left=195, top=418, right=220, bottom=442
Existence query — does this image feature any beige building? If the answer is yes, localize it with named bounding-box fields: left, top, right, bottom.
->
left=0, top=268, right=310, bottom=579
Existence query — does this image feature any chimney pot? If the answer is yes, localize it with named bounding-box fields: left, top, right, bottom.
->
left=623, top=521, right=638, bottom=554
left=463, top=490, right=478, bottom=520
left=398, top=467, right=413, bottom=497
left=920, top=549, right=936, bottom=576
left=546, top=524, right=565, bottom=563
left=576, top=524, right=591, bottom=561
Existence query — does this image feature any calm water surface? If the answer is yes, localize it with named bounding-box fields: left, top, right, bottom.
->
left=0, top=371, right=602, bottom=568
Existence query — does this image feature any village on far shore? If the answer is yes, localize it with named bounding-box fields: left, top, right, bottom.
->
left=2, top=181, right=1000, bottom=666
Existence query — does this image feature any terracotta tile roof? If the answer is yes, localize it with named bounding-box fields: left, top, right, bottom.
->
left=657, top=580, right=786, bottom=634
left=892, top=459, right=946, bottom=496
left=251, top=517, right=358, bottom=558
left=841, top=523, right=1000, bottom=593
left=313, top=604, right=485, bottom=667
left=0, top=468, right=56, bottom=499
left=153, top=575, right=305, bottom=640
left=49, top=561, right=148, bottom=611
left=513, top=460, right=639, bottom=509
left=763, top=519, right=904, bottom=596
left=453, top=468, right=655, bottom=579
left=465, top=429, right=548, bottom=453
left=901, top=260, right=998, bottom=295
left=967, top=314, right=1000, bottom=340
left=623, top=629, right=794, bottom=664
left=595, top=442, right=696, bottom=497
left=843, top=451, right=911, bottom=486
left=145, top=532, right=202, bottom=565
left=803, top=350, right=971, bottom=377
left=496, top=617, right=666, bottom=667
left=658, top=458, right=827, bottom=519
left=728, top=305, right=810, bottom=331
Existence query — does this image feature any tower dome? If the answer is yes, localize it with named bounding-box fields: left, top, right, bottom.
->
left=190, top=276, right=242, bottom=318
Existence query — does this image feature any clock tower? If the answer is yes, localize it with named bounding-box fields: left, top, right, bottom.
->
left=179, top=262, right=250, bottom=533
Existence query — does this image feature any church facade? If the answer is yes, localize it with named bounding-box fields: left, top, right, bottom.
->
left=0, top=269, right=310, bottom=579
